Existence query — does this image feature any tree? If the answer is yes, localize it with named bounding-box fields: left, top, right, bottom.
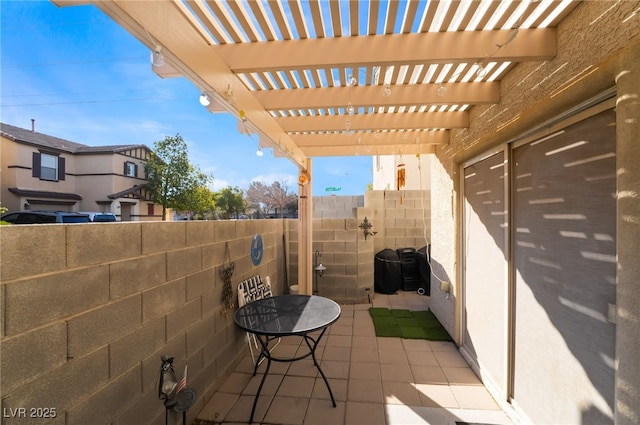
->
left=145, top=134, right=212, bottom=220
left=189, top=185, right=216, bottom=219
left=246, top=180, right=298, bottom=218
left=266, top=180, right=297, bottom=218
left=214, top=187, right=247, bottom=219
left=246, top=181, right=272, bottom=219
left=0, top=202, right=8, bottom=225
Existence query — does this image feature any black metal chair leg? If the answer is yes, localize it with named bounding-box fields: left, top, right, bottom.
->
left=249, top=335, right=272, bottom=423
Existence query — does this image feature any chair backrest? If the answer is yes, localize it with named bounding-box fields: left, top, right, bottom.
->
left=237, top=275, right=272, bottom=307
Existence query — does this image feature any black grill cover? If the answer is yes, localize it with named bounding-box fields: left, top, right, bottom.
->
left=374, top=249, right=402, bottom=294
left=397, top=247, right=419, bottom=291
left=416, top=245, right=431, bottom=295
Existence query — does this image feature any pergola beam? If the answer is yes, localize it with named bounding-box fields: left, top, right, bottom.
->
left=255, top=82, right=500, bottom=110
left=301, top=144, right=437, bottom=157
left=276, top=111, right=468, bottom=132
left=213, top=28, right=556, bottom=73
left=52, top=1, right=559, bottom=166
left=88, top=0, right=309, bottom=170
left=292, top=130, right=448, bottom=147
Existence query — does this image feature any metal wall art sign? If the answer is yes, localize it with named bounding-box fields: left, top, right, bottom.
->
left=251, top=234, right=263, bottom=266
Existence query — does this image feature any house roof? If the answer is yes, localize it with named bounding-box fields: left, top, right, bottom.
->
left=75, top=145, right=151, bottom=155
left=53, top=0, right=581, bottom=169
left=0, top=122, right=150, bottom=155
left=8, top=187, right=83, bottom=200
left=108, top=184, right=151, bottom=200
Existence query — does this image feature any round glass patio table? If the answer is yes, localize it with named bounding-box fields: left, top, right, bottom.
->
left=234, top=294, right=341, bottom=423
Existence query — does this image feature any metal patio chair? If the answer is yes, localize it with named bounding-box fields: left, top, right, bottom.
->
left=237, top=275, right=281, bottom=365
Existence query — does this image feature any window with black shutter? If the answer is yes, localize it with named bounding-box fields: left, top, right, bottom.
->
left=32, top=152, right=41, bottom=178
left=32, top=151, right=63, bottom=181
left=58, top=157, right=65, bottom=180
left=124, top=161, right=137, bottom=177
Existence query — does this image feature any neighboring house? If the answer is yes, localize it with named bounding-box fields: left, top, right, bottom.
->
left=264, top=201, right=298, bottom=219
left=0, top=122, right=162, bottom=221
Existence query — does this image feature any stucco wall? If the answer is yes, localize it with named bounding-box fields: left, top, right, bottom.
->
left=612, top=37, right=640, bottom=425
left=428, top=2, right=640, bottom=424
left=0, top=136, right=78, bottom=212
left=432, top=0, right=640, bottom=341
left=74, top=153, right=148, bottom=212
left=372, top=154, right=432, bottom=191
left=0, top=219, right=286, bottom=425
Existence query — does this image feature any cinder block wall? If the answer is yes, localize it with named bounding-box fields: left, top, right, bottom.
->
left=312, top=195, right=364, bottom=218
left=0, top=219, right=286, bottom=425
left=287, top=191, right=430, bottom=303
left=286, top=217, right=374, bottom=304
left=365, top=190, right=431, bottom=255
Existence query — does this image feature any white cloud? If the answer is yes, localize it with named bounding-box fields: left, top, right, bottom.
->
left=209, top=178, right=230, bottom=191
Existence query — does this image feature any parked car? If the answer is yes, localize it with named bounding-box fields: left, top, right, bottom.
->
left=80, top=212, right=117, bottom=222
left=1, top=210, right=92, bottom=224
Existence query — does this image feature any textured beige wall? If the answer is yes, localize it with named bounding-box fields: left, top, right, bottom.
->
left=372, top=154, right=432, bottom=191
left=286, top=216, right=374, bottom=304
left=73, top=153, right=143, bottom=211
left=314, top=217, right=373, bottom=304
left=313, top=195, right=364, bottom=218
left=74, top=154, right=118, bottom=210
left=366, top=190, right=431, bottom=255
left=287, top=192, right=430, bottom=303
left=0, top=137, right=19, bottom=210
left=0, top=219, right=286, bottom=425
left=428, top=2, right=640, bottom=425
left=432, top=0, right=640, bottom=340
left=427, top=156, right=457, bottom=336
left=613, top=39, right=640, bottom=425
left=0, top=138, right=79, bottom=210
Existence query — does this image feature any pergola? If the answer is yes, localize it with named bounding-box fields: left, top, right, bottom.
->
left=51, top=0, right=580, bottom=294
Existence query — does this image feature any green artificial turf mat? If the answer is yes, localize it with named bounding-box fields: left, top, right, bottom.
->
left=396, top=317, right=419, bottom=328
left=371, top=316, right=397, bottom=326
left=418, top=320, right=443, bottom=329
left=390, top=309, right=415, bottom=318
left=374, top=324, right=403, bottom=338
left=368, top=308, right=452, bottom=341
left=412, top=310, right=437, bottom=321
left=424, top=327, right=454, bottom=341
left=401, top=326, right=428, bottom=339
left=369, top=307, right=392, bottom=317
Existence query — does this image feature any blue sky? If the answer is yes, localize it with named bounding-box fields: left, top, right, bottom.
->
left=0, top=1, right=373, bottom=196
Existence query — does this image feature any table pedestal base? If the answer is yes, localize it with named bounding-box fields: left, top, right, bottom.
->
left=250, top=328, right=335, bottom=423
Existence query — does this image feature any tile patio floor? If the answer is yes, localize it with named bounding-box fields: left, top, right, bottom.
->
left=196, top=291, right=514, bottom=425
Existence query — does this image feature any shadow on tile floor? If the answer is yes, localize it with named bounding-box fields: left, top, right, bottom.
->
left=196, top=292, right=514, bottom=425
